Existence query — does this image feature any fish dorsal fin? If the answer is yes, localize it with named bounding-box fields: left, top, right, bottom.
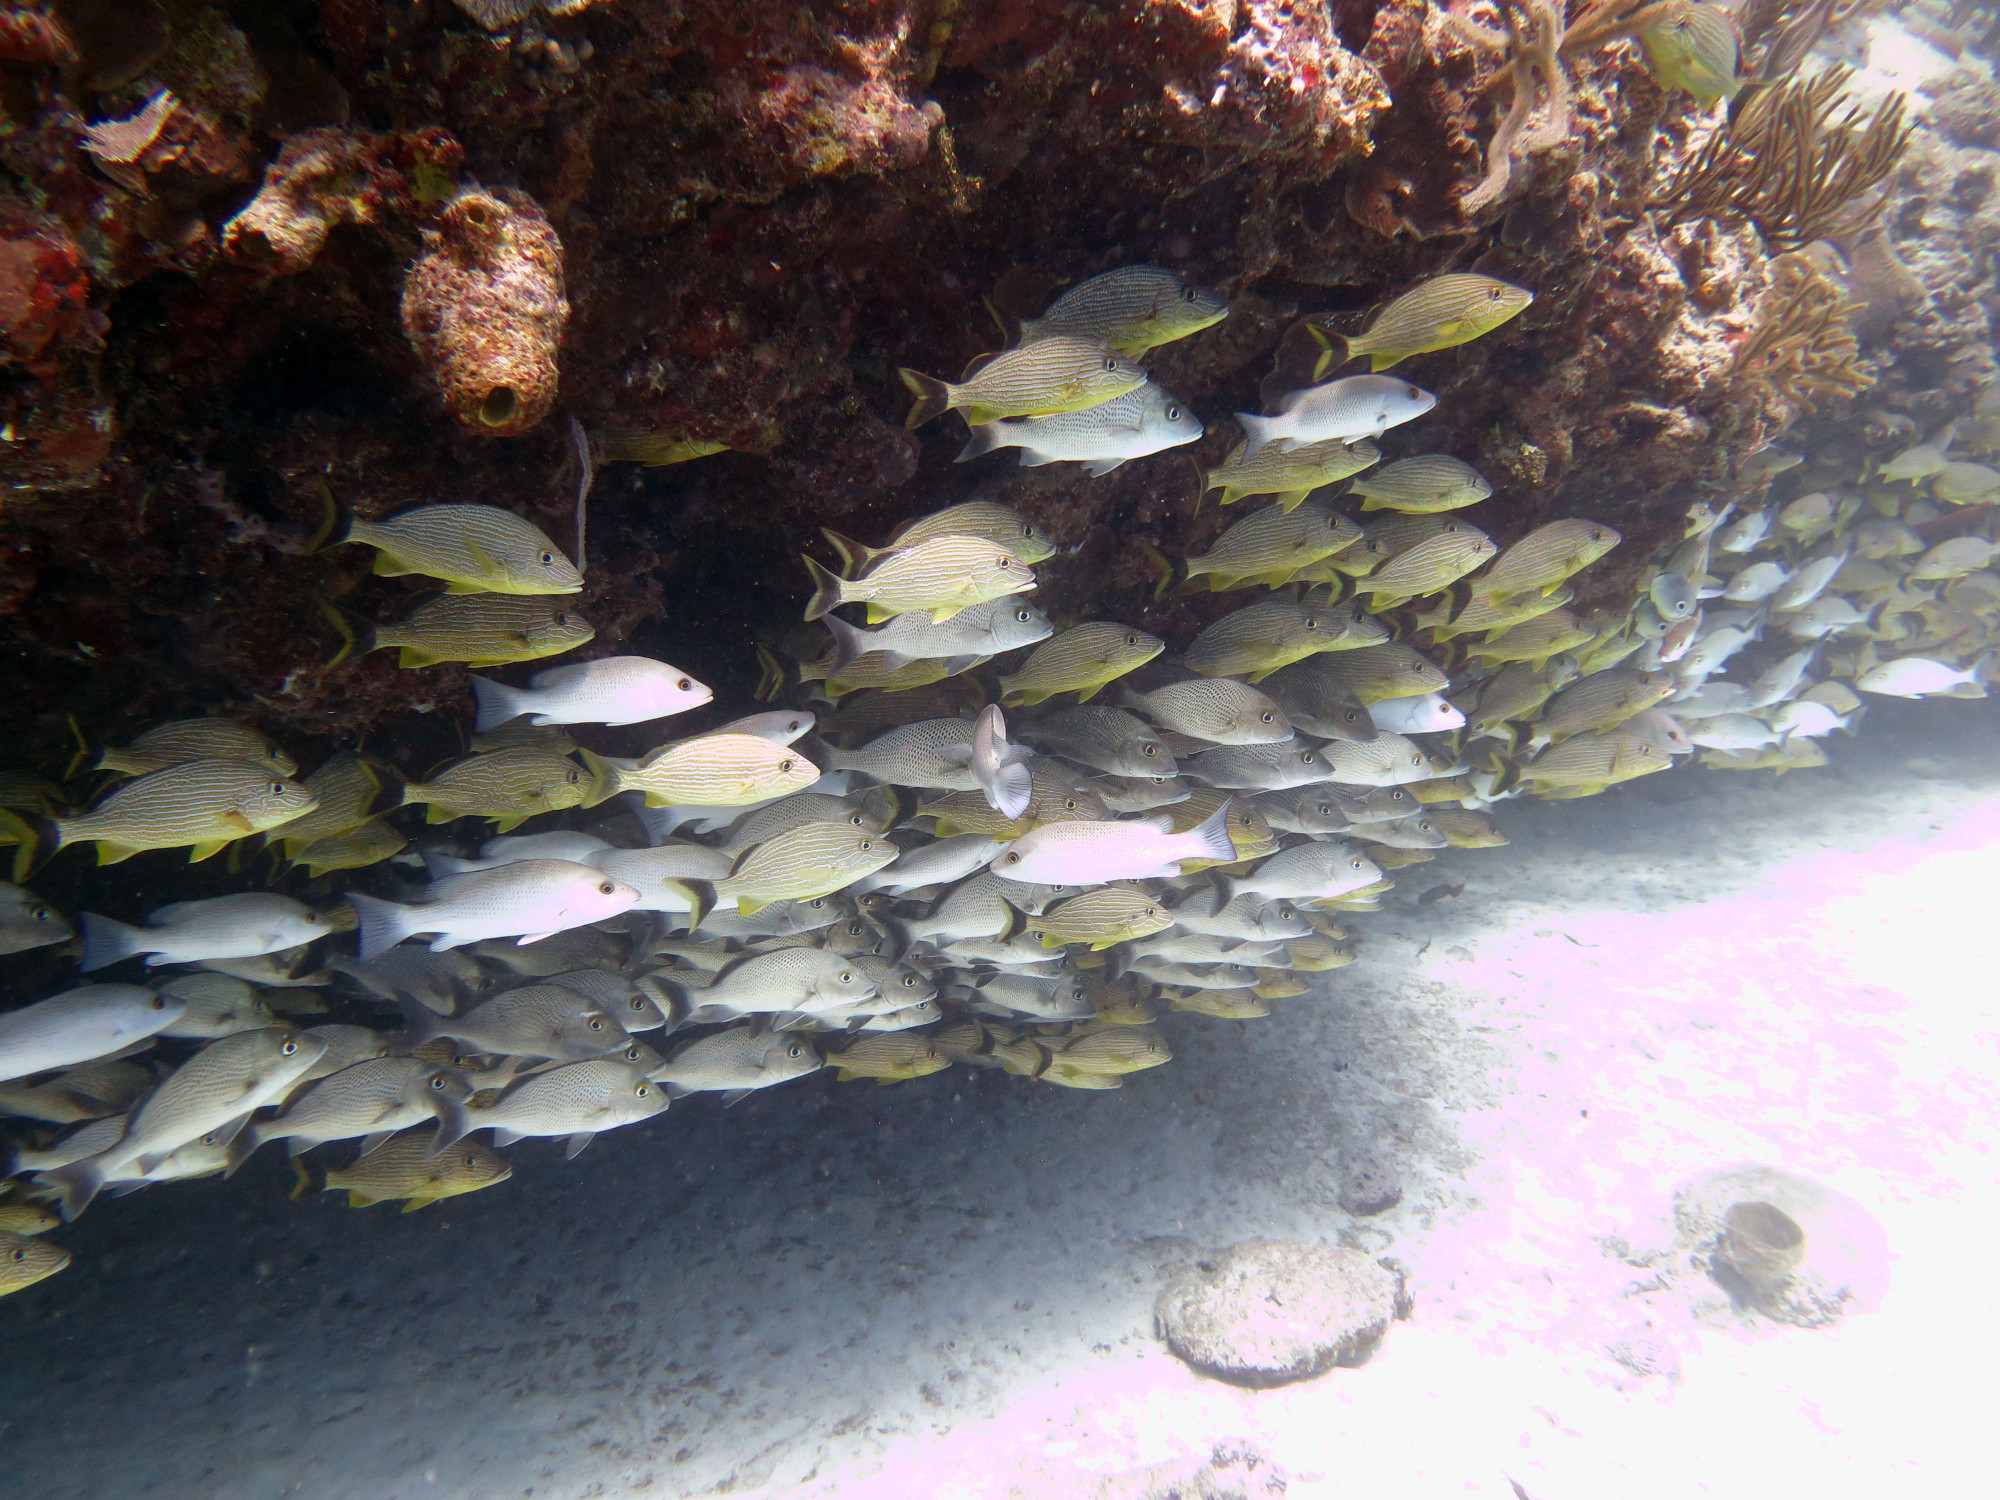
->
left=961, top=351, right=1001, bottom=383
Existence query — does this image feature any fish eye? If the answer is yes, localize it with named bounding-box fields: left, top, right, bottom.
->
left=462, top=1153, right=478, bottom=1167
left=629, top=997, right=646, bottom=1010
left=1006, top=851, right=1022, bottom=863
left=997, top=556, right=1013, bottom=569
left=788, top=1042, right=804, bottom=1057
left=430, top=1075, right=447, bottom=1089
left=779, top=757, right=796, bottom=772
left=1404, top=385, right=1421, bottom=399
left=8, top=1247, right=23, bottom=1262
left=1182, top=286, right=1200, bottom=302
left=1142, top=742, right=1159, bottom=756
left=1351, top=859, right=1365, bottom=870
left=270, top=781, right=284, bottom=794
left=1020, top=524, right=1034, bottom=537
left=555, top=612, right=571, bottom=625
left=1102, top=356, right=1119, bottom=371
left=677, top=678, right=692, bottom=690
left=1063, top=798, right=1077, bottom=809
left=1488, top=286, right=1503, bottom=300
left=1302, top=753, right=1320, bottom=765
left=566, top=769, right=582, bottom=783
left=637, top=1084, right=652, bottom=1097
left=281, top=1039, right=298, bottom=1055
left=540, top=551, right=556, bottom=565
left=849, top=813, right=865, bottom=826
left=1317, top=803, right=1333, bottom=816
left=1259, top=711, right=1274, bottom=722
left=588, top=1017, right=604, bottom=1030
left=32, top=906, right=48, bottom=920
left=840, top=971, right=855, bottom=983
left=1015, top=609, right=1033, bottom=622
left=1166, top=405, right=1182, bottom=421
left=810, top=898, right=827, bottom=908
left=859, top=838, right=873, bottom=849
left=597, top=881, right=617, bottom=895
left=1124, top=633, right=1139, bottom=645
left=902, top=974, right=917, bottom=987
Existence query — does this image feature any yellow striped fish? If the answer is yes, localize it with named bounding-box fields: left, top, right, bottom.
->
left=1464, top=659, right=1579, bottom=742
left=830, top=1033, right=949, bottom=1083
left=1464, top=609, right=1595, bottom=666
left=1473, top=520, right=1621, bottom=603
left=1314, top=274, right=1534, bottom=374
left=1639, top=1, right=1741, bottom=102
left=1184, top=597, right=1389, bottom=682
left=399, top=749, right=589, bottom=829
left=1047, top=1024, right=1171, bottom=1077
left=332, top=503, right=583, bottom=595
left=1513, top=729, right=1675, bottom=793
left=49, top=759, right=318, bottom=864
left=595, top=430, right=729, bottom=466
left=712, top=820, right=900, bottom=915
left=1183, top=501, right=1363, bottom=592
left=1302, top=642, right=1449, bottom=703
left=900, top=337, right=1146, bottom=427
left=1349, top=454, right=1493, bottom=513
left=1203, top=437, right=1379, bottom=510
left=1353, top=523, right=1496, bottom=609
left=824, top=501, right=1056, bottom=575
left=803, top=534, right=1034, bottom=624
left=1009, top=885, right=1170, bottom=950
left=582, top=734, right=820, bottom=809
left=999, top=622, right=1164, bottom=706
left=1527, top=668, right=1675, bottom=749
left=326, top=593, right=595, bottom=670
left=1014, top=265, right=1229, bottom=357
left=276, top=753, right=386, bottom=857
left=1411, top=583, right=1573, bottom=641
left=1163, top=788, right=1279, bottom=866
left=294, top=817, right=407, bottom=877
left=92, top=718, right=296, bottom=780
left=1170, top=989, right=1270, bottom=1018
left=920, top=766, right=1107, bottom=837
left=1429, top=808, right=1508, bottom=847
left=820, top=655, right=961, bottom=699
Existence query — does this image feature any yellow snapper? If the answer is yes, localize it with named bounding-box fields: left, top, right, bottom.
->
left=803, top=534, right=1035, bottom=624
left=400, top=750, right=589, bottom=830
left=1314, top=273, right=1535, bottom=374
left=827, top=501, right=1057, bottom=574
left=1349, top=454, right=1493, bottom=513
left=711, top=821, right=899, bottom=915
left=1183, top=500, right=1363, bottom=591
left=327, top=593, right=595, bottom=670
left=333, top=503, right=582, bottom=595
left=1203, top=436, right=1380, bottom=511
left=94, top=719, right=296, bottom=779
left=1639, top=2, right=1742, bottom=103
left=1352, top=522, right=1496, bottom=609
left=830, top=1033, right=950, bottom=1084
left=0, top=1230, right=68, bottom=1297
left=292, top=1131, right=513, bottom=1210
left=50, top=760, right=317, bottom=864
left=582, top=735, right=820, bottom=809
left=1014, top=265, right=1229, bottom=357
left=1009, top=885, right=1170, bottom=950
left=1184, top=597, right=1389, bottom=681
left=1473, top=520, right=1621, bottom=603
left=900, top=336, right=1147, bottom=427
left=999, top=622, right=1164, bottom=706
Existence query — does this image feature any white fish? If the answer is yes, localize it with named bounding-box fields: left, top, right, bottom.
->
left=991, top=803, right=1235, bottom=884
left=1667, top=680, right=1752, bottom=718
left=470, top=656, right=713, bottom=730
left=587, top=843, right=733, bottom=914
left=822, top=598, right=1051, bottom=672
left=971, top=704, right=1033, bottom=820
left=421, top=829, right=616, bottom=877
left=1650, top=572, right=1697, bottom=621
left=956, top=383, right=1204, bottom=475
left=649, top=1027, right=821, bottom=1102
left=1219, top=841, right=1382, bottom=903
left=1855, top=654, right=1994, bottom=699
left=1366, top=693, right=1465, bottom=734
left=708, top=710, right=817, bottom=744
left=961, top=971, right=1092, bottom=1022
left=1234, top=375, right=1436, bottom=458
left=1620, top=707, right=1693, bottom=755
left=78, top=893, right=329, bottom=973
left=1780, top=596, right=1867, bottom=640
left=157, top=973, right=276, bottom=1039
left=431, top=1059, right=668, bottom=1159
left=848, top=834, right=1008, bottom=895
left=1675, top=624, right=1755, bottom=681
left=1768, top=548, right=1850, bottom=612
left=1745, top=646, right=1817, bottom=709
left=36, top=1025, right=326, bottom=1219
left=0, top=985, right=183, bottom=1083
left=1722, top=561, right=1792, bottom=602
left=228, top=1057, right=465, bottom=1169
left=1315, top=732, right=1435, bottom=787
left=0, top=882, right=71, bottom=956
left=1716, top=508, right=1771, bottom=553
left=348, top=860, right=640, bottom=960
left=1686, top=713, right=1782, bottom=750
left=1764, top=699, right=1859, bottom=739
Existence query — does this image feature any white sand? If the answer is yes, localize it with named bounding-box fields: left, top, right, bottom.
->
left=1, top=699, right=1994, bottom=1500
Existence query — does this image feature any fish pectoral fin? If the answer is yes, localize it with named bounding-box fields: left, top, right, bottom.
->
left=963, top=405, right=1003, bottom=426
left=834, top=1068, right=860, bottom=1082
left=371, top=554, right=415, bottom=578
left=1369, top=353, right=1399, bottom=372
left=221, top=811, right=256, bottom=832
left=563, top=1132, right=595, bottom=1160
left=358, top=1131, right=396, bottom=1157
left=345, top=1191, right=381, bottom=1207
left=736, top=897, right=767, bottom=916
left=491, top=816, right=527, bottom=834
left=94, top=843, right=136, bottom=865
left=719, top=1089, right=754, bottom=1108
left=864, top=604, right=893, bottom=624
left=398, top=1196, right=436, bottom=1213
left=928, top=603, right=968, bottom=623
left=188, top=840, right=231, bottom=862
left=491, top=1127, right=528, bottom=1147
left=515, top=931, right=557, bottom=946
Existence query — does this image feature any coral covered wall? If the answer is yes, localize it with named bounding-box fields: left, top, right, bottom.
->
left=0, top=0, right=1978, bottom=775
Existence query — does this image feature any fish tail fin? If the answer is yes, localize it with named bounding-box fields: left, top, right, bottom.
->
left=425, top=1102, right=472, bottom=1159
left=305, top=474, right=354, bottom=553
left=37, top=1160, right=104, bottom=1223
left=899, top=368, right=953, bottom=429
left=677, top=879, right=715, bottom=934
left=820, top=612, right=872, bottom=673
left=576, top=748, right=620, bottom=809
left=317, top=597, right=374, bottom=669
left=393, top=994, right=443, bottom=1051
left=469, top=675, right=526, bottom=733
left=753, top=643, right=790, bottom=702
left=223, top=1124, right=264, bottom=1178
left=996, top=899, right=1027, bottom=943
left=955, top=423, right=1005, bottom=465
left=347, top=891, right=411, bottom=962
left=1973, top=650, right=2000, bottom=686
left=64, top=713, right=91, bottom=781
left=1234, top=412, right=1282, bottom=462
left=289, top=1157, right=325, bottom=1201
left=1490, top=757, right=1524, bottom=797
left=1, top=809, right=52, bottom=882
left=636, top=973, right=693, bottom=1033
left=1307, top=322, right=1349, bottom=381
left=820, top=528, right=878, bottom=578
left=802, top=555, right=849, bottom=622
left=1183, top=799, right=1237, bottom=865
left=981, top=294, right=1023, bottom=348
left=1140, top=542, right=1176, bottom=601
left=76, top=911, right=142, bottom=973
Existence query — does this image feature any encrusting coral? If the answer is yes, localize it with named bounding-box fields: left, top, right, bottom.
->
left=400, top=187, right=571, bottom=437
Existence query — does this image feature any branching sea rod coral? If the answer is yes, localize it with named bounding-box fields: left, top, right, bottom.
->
left=1722, top=248, right=1872, bottom=437
left=1652, top=68, right=1913, bottom=252
left=1444, top=0, right=1570, bottom=215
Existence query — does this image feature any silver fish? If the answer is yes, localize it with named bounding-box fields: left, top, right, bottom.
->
left=650, top=1028, right=821, bottom=1102
left=0, top=985, right=182, bottom=1084
left=78, top=893, right=330, bottom=972
left=400, top=984, right=631, bottom=1062
left=431, top=1059, right=668, bottom=1159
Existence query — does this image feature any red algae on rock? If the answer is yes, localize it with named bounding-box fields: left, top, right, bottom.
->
left=225, top=128, right=467, bottom=278
left=400, top=186, right=571, bottom=437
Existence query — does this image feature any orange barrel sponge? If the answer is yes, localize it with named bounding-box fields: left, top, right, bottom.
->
left=400, top=187, right=569, bottom=436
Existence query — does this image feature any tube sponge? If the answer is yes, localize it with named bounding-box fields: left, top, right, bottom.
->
left=399, top=187, right=569, bottom=437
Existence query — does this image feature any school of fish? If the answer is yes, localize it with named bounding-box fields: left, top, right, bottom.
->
left=0, top=264, right=1990, bottom=1300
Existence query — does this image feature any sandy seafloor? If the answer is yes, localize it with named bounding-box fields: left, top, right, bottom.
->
left=1, top=696, right=1995, bottom=1500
